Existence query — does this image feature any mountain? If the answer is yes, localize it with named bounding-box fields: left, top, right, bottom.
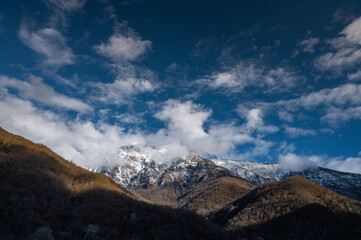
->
left=93, top=145, right=361, bottom=202
left=90, top=145, right=172, bottom=188
left=0, top=128, right=227, bottom=240
left=92, top=146, right=255, bottom=215
left=2, top=129, right=361, bottom=239
left=209, top=176, right=361, bottom=239
left=132, top=153, right=255, bottom=215
left=213, top=158, right=361, bottom=201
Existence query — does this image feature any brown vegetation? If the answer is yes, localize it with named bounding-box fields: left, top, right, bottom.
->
left=210, top=176, right=361, bottom=239
left=0, top=127, right=226, bottom=239
left=1, top=127, right=361, bottom=239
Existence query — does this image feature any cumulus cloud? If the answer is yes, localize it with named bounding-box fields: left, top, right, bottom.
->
left=237, top=107, right=279, bottom=134
left=279, top=153, right=317, bottom=172
left=284, top=126, right=316, bottom=138
left=94, top=22, right=152, bottom=63
left=155, top=100, right=211, bottom=140
left=0, top=75, right=91, bottom=113
left=153, top=100, right=271, bottom=158
left=0, top=97, right=146, bottom=168
left=0, top=95, right=270, bottom=168
left=18, top=24, right=75, bottom=69
left=197, top=61, right=301, bottom=94
left=298, top=37, right=320, bottom=53
left=315, top=16, right=361, bottom=71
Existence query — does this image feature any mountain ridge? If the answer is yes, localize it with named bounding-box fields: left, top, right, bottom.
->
left=92, top=144, right=361, bottom=201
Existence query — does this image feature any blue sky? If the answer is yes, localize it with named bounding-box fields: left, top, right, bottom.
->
left=0, top=0, right=361, bottom=173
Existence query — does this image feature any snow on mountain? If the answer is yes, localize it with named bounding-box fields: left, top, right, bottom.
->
left=213, top=158, right=361, bottom=201
left=90, top=145, right=173, bottom=187
left=91, top=145, right=361, bottom=201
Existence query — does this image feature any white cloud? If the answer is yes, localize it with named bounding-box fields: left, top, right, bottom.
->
left=278, top=111, right=294, bottom=122
left=285, top=83, right=361, bottom=109
left=43, top=0, right=87, bottom=28
left=246, top=109, right=263, bottom=128
left=154, top=100, right=265, bottom=158
left=279, top=153, right=361, bottom=174
left=115, top=113, right=144, bottom=124
left=321, top=106, right=361, bottom=126
left=284, top=126, right=316, bottom=138
left=197, top=61, right=301, bottom=93
left=279, top=153, right=317, bottom=172
left=94, top=23, right=152, bottom=63
left=315, top=16, right=361, bottom=71
left=18, top=24, right=75, bottom=69
left=326, top=157, right=361, bottom=174
left=91, top=76, right=155, bottom=105
left=238, top=107, right=279, bottom=134
left=236, top=83, right=361, bottom=130
left=259, top=83, right=361, bottom=126
left=0, top=96, right=146, bottom=168
left=298, top=37, right=320, bottom=53
left=0, top=75, right=92, bottom=113
left=91, top=22, right=156, bottom=105
left=348, top=70, right=361, bottom=81
left=46, top=0, right=87, bottom=12
left=155, top=100, right=211, bottom=140
left=0, top=95, right=271, bottom=167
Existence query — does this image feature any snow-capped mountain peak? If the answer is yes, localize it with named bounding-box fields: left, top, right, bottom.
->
left=91, top=145, right=361, bottom=201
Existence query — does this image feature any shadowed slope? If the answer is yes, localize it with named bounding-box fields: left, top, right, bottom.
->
left=210, top=176, right=361, bottom=239
left=0, top=127, right=226, bottom=240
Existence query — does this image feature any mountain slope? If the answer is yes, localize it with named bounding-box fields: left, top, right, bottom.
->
left=0, top=128, right=226, bottom=240
left=210, top=176, right=361, bottom=239
left=214, top=158, right=361, bottom=201
left=131, top=154, right=255, bottom=215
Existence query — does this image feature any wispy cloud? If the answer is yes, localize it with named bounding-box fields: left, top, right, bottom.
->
left=91, top=22, right=156, bottom=105
left=43, top=0, right=87, bottom=28
left=298, top=37, right=320, bottom=53
left=18, top=23, right=75, bottom=70
left=196, top=61, right=302, bottom=94
left=348, top=70, right=361, bottom=81
left=315, top=16, right=361, bottom=71
left=239, top=83, right=361, bottom=127
left=0, top=75, right=92, bottom=113
left=90, top=73, right=156, bottom=105
left=284, top=125, right=316, bottom=138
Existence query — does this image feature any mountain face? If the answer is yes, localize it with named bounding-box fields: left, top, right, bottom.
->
left=2, top=128, right=361, bottom=240
left=0, top=128, right=227, bottom=240
left=209, top=176, right=361, bottom=240
left=213, top=159, right=361, bottom=201
left=91, top=145, right=255, bottom=214
left=92, top=145, right=361, bottom=202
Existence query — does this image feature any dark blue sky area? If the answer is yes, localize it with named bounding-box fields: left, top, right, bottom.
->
left=0, top=0, right=360, bottom=172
